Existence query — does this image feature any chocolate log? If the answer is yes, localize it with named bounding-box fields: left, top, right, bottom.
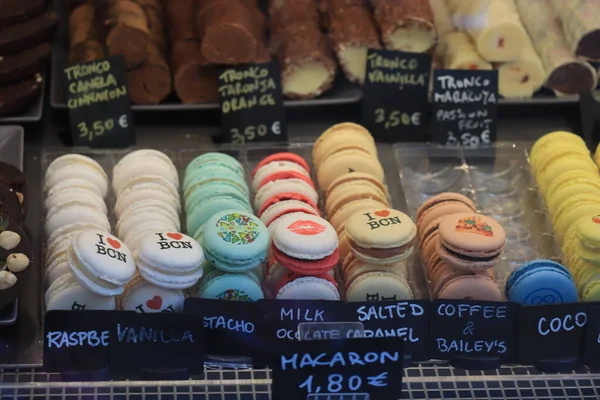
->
left=550, top=0, right=600, bottom=61
left=196, top=0, right=257, bottom=64
left=0, top=0, right=47, bottom=26
left=68, top=3, right=106, bottom=64
left=326, top=5, right=381, bottom=84
left=165, top=0, right=196, bottom=42
left=0, top=42, right=51, bottom=84
left=447, top=0, right=529, bottom=62
left=429, top=0, right=491, bottom=70
left=170, top=40, right=218, bottom=104
left=372, top=0, right=437, bottom=53
left=97, top=0, right=151, bottom=69
left=0, top=74, right=43, bottom=116
left=516, top=0, right=597, bottom=94
left=0, top=11, right=57, bottom=54
left=127, top=43, right=171, bottom=104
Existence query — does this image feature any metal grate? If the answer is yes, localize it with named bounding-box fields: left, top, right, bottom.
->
left=1, top=364, right=599, bottom=399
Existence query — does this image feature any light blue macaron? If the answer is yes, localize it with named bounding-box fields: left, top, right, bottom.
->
left=185, top=153, right=245, bottom=180
left=186, top=197, right=252, bottom=237
left=197, top=269, right=264, bottom=301
left=201, top=209, right=269, bottom=272
left=183, top=165, right=249, bottom=197
left=505, top=259, right=578, bottom=305
left=184, top=180, right=250, bottom=215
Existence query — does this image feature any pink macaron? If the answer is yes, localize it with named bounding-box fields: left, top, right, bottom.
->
left=416, top=193, right=477, bottom=237
left=253, top=171, right=318, bottom=211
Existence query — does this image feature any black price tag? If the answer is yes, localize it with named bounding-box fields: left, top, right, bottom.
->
left=518, top=303, right=588, bottom=372
left=431, top=300, right=518, bottom=369
left=431, top=69, right=498, bottom=148
left=272, top=338, right=404, bottom=400
left=64, top=56, right=135, bottom=148
left=361, top=49, right=431, bottom=142
left=184, top=298, right=260, bottom=361
left=43, top=310, right=113, bottom=373
left=344, top=301, right=430, bottom=363
left=218, top=61, right=287, bottom=144
left=109, top=311, right=204, bottom=377
left=583, top=304, right=600, bottom=369
left=579, top=91, right=600, bottom=148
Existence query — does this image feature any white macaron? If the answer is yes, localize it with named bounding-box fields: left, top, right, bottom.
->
left=45, top=272, right=116, bottom=311
left=45, top=155, right=108, bottom=197
left=113, top=150, right=179, bottom=194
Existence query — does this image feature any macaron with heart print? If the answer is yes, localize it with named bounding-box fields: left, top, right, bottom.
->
left=67, top=230, right=136, bottom=296
left=119, top=274, right=185, bottom=313
left=136, top=232, right=205, bottom=289
left=345, top=208, right=417, bottom=264
left=272, top=212, right=339, bottom=275
left=201, top=210, right=269, bottom=272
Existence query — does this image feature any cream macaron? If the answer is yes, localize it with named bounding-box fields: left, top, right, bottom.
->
left=112, top=150, right=179, bottom=194
left=45, top=154, right=109, bottom=198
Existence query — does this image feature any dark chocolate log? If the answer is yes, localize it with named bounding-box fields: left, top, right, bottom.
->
left=0, top=11, right=57, bottom=54
left=164, top=0, right=196, bottom=42
left=68, top=3, right=106, bottom=64
left=244, top=0, right=270, bottom=63
left=0, top=0, right=47, bottom=26
left=270, top=0, right=320, bottom=49
left=170, top=40, right=218, bottom=104
left=326, top=5, right=381, bottom=84
left=0, top=74, right=42, bottom=117
left=372, top=0, right=436, bottom=53
left=0, top=42, right=51, bottom=84
left=127, top=43, right=171, bottom=104
left=97, top=0, right=151, bottom=69
left=196, top=0, right=258, bottom=64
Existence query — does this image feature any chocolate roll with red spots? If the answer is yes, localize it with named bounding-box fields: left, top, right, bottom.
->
left=325, top=4, right=381, bottom=84
left=372, top=0, right=436, bottom=53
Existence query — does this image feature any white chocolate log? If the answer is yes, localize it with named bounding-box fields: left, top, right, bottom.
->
left=516, top=0, right=597, bottom=94
left=429, top=0, right=491, bottom=70
left=551, top=0, right=600, bottom=60
left=496, top=36, right=546, bottom=98
left=447, top=0, right=529, bottom=62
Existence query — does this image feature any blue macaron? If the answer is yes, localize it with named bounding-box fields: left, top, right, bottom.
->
left=186, top=197, right=252, bottom=237
left=201, top=209, right=269, bottom=272
left=183, top=165, right=249, bottom=196
left=197, top=269, right=264, bottom=301
left=505, top=259, right=578, bottom=305
left=185, top=180, right=251, bottom=215
left=185, top=153, right=245, bottom=180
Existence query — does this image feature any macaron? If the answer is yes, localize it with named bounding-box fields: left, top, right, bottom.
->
left=329, top=198, right=389, bottom=230
left=252, top=156, right=311, bottom=191
left=197, top=269, right=264, bottom=301
left=45, top=187, right=107, bottom=215
left=201, top=210, right=269, bottom=272
left=45, top=204, right=111, bottom=238
left=185, top=152, right=245, bottom=179
left=537, top=154, right=598, bottom=194
left=345, top=208, right=417, bottom=264
left=112, top=150, right=179, bottom=194
left=312, top=122, right=378, bottom=169
left=420, top=219, right=441, bottom=263
left=186, top=196, right=253, bottom=237
left=576, top=213, right=600, bottom=257
left=258, top=192, right=318, bottom=217
left=45, top=154, right=108, bottom=198
left=326, top=180, right=389, bottom=217
left=316, top=148, right=384, bottom=192
left=184, top=164, right=249, bottom=196
left=253, top=171, right=318, bottom=211
left=532, top=143, right=591, bottom=177
left=345, top=270, right=413, bottom=302
left=436, top=213, right=506, bottom=271
left=116, top=175, right=179, bottom=204
left=46, top=178, right=104, bottom=199
left=547, top=178, right=600, bottom=216
left=67, top=230, right=136, bottom=296
left=120, top=274, right=185, bottom=313
left=260, top=198, right=320, bottom=227
left=552, top=194, right=600, bottom=239
left=325, top=172, right=388, bottom=199
left=184, top=180, right=250, bottom=215
left=416, top=192, right=477, bottom=236
left=505, top=259, right=577, bottom=305
left=45, top=254, right=70, bottom=288
left=45, top=272, right=116, bottom=311
left=47, top=222, right=108, bottom=248
left=338, top=230, right=352, bottom=262
left=115, top=181, right=182, bottom=218
left=530, top=131, right=586, bottom=164
left=275, top=271, right=340, bottom=300
left=116, top=204, right=180, bottom=239
left=136, top=232, right=204, bottom=289
left=436, top=271, right=502, bottom=301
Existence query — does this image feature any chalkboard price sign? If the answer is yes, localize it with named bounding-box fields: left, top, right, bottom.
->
left=218, top=61, right=287, bottom=144
left=64, top=56, right=135, bottom=148
left=361, top=49, right=431, bottom=142
left=431, top=69, right=498, bottom=148
left=431, top=300, right=518, bottom=369
left=272, top=338, right=404, bottom=400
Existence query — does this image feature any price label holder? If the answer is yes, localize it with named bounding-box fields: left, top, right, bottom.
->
left=583, top=303, right=600, bottom=369
left=109, top=311, right=204, bottom=379
left=517, top=303, right=589, bottom=372
left=43, top=310, right=113, bottom=380
left=257, top=299, right=347, bottom=365
left=431, top=300, right=518, bottom=370
left=271, top=337, right=404, bottom=400
left=361, top=49, right=431, bottom=142
left=184, top=298, right=259, bottom=367
left=431, top=69, right=498, bottom=148
left=343, top=301, right=430, bottom=364
left=579, top=90, right=600, bottom=149
left=64, top=56, right=135, bottom=148
left=218, top=60, right=287, bottom=144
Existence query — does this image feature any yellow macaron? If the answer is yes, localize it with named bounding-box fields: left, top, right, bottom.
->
left=581, top=275, right=600, bottom=301
left=532, top=143, right=590, bottom=177
left=553, top=194, right=600, bottom=240
left=312, top=123, right=377, bottom=169
left=530, top=131, right=586, bottom=163
left=537, top=154, right=598, bottom=194
left=547, top=180, right=600, bottom=216
left=326, top=180, right=389, bottom=217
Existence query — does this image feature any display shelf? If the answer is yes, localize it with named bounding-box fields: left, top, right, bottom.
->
left=0, top=364, right=599, bottom=399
